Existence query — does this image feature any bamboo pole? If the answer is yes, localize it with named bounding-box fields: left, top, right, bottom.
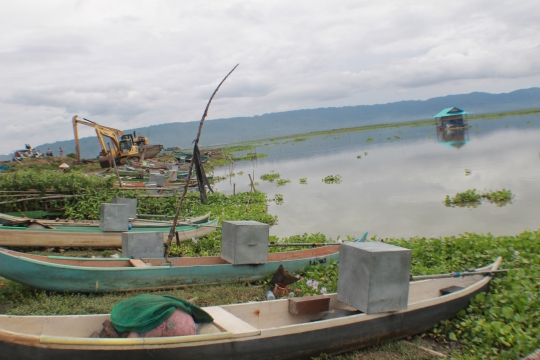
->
left=164, top=64, right=239, bottom=259
left=411, top=269, right=508, bottom=281
left=268, top=243, right=334, bottom=247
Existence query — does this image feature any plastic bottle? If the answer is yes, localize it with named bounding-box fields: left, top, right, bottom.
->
left=266, top=290, right=275, bottom=300
left=128, top=222, right=132, bottom=230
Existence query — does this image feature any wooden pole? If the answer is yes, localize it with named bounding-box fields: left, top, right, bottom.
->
left=164, top=64, right=239, bottom=259
left=248, top=174, right=256, bottom=191
left=107, top=143, right=122, bottom=188
left=411, top=269, right=508, bottom=281
left=233, top=183, right=236, bottom=195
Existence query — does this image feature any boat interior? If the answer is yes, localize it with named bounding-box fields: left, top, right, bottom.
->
left=0, top=245, right=340, bottom=268
left=0, top=270, right=491, bottom=342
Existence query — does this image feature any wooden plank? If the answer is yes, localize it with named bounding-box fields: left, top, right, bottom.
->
left=203, top=306, right=260, bottom=338
left=129, top=259, right=147, bottom=267
left=288, top=295, right=330, bottom=316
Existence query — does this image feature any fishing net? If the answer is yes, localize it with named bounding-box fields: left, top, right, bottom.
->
left=110, top=294, right=213, bottom=333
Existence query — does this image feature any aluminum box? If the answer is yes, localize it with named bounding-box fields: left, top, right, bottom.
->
left=337, top=242, right=411, bottom=314
left=149, top=173, right=165, bottom=187
left=122, top=232, right=163, bottom=259
left=111, top=197, right=137, bottom=219
left=99, top=204, right=129, bottom=232
left=221, top=221, right=269, bottom=265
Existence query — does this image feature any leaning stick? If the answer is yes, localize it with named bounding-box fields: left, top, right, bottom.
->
left=164, top=64, right=239, bottom=259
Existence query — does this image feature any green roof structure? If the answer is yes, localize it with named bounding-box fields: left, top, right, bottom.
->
left=433, top=107, right=468, bottom=118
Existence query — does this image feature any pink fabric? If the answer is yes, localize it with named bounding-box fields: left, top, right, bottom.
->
left=127, top=309, right=197, bottom=338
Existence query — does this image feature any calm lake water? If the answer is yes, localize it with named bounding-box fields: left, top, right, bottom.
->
left=214, top=113, right=540, bottom=240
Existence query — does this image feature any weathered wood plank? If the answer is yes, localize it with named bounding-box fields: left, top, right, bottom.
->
left=288, top=295, right=330, bottom=315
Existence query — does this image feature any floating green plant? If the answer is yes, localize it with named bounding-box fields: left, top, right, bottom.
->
left=356, top=155, right=362, bottom=159
left=366, top=137, right=374, bottom=142
left=276, top=179, right=291, bottom=187
left=364, top=152, right=368, bottom=155
left=237, top=171, right=244, bottom=176
left=465, top=169, right=471, bottom=176
left=260, top=173, right=280, bottom=182
left=394, top=135, right=400, bottom=139
left=445, top=188, right=514, bottom=207
left=445, top=189, right=482, bottom=206
left=483, top=189, right=513, bottom=202
left=299, top=178, right=307, bottom=184
left=273, top=194, right=284, bottom=205
left=322, top=175, right=342, bottom=184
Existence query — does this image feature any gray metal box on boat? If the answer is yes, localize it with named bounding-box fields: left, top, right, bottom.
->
left=166, top=164, right=178, bottom=171
left=337, top=242, right=411, bottom=314
left=221, top=221, right=269, bottom=265
left=122, top=232, right=164, bottom=259
left=111, top=197, right=137, bottom=219
left=149, top=173, right=165, bottom=187
left=99, top=204, right=129, bottom=232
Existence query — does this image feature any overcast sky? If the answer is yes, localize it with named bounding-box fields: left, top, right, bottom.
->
left=1, top=0, right=539, bottom=154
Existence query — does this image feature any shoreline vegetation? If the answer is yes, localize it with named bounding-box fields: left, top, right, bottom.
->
left=0, top=107, right=539, bottom=358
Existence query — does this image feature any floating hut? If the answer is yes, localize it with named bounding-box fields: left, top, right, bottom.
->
left=433, top=107, right=468, bottom=130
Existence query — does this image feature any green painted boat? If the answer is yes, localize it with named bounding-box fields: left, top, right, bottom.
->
left=0, top=245, right=339, bottom=292
left=0, top=218, right=219, bottom=248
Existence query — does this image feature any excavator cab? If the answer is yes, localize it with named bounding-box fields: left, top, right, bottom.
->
left=119, top=134, right=134, bottom=154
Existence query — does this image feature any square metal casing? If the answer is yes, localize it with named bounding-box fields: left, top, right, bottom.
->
left=149, top=173, right=165, bottom=187
left=337, top=242, right=411, bottom=314
left=221, top=221, right=269, bottom=265
left=111, top=197, right=137, bottom=219
left=122, top=232, right=164, bottom=258
left=99, top=204, right=129, bottom=232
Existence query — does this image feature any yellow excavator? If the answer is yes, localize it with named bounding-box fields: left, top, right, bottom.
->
left=72, top=115, right=163, bottom=168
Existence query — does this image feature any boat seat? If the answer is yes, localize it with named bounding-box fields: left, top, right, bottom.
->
left=439, top=286, right=464, bottom=296
left=203, top=306, right=260, bottom=338
left=129, top=259, right=148, bottom=267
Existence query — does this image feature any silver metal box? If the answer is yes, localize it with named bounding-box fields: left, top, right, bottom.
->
left=99, top=204, right=129, bottom=232
left=337, top=242, right=411, bottom=314
left=221, top=221, right=269, bottom=265
left=168, top=170, right=178, bottom=182
left=122, top=232, right=164, bottom=259
left=111, top=197, right=137, bottom=219
left=149, top=173, right=165, bottom=187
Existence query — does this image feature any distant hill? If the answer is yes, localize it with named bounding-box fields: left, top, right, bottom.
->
left=3, top=87, right=540, bottom=160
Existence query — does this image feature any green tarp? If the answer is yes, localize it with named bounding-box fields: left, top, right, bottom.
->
left=111, top=294, right=213, bottom=333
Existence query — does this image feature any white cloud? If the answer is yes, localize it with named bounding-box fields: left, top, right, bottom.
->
left=0, top=0, right=539, bottom=153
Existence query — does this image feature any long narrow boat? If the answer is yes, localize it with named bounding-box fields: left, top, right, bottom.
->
left=0, top=257, right=501, bottom=359
left=0, top=212, right=211, bottom=228
left=0, top=246, right=339, bottom=292
left=0, top=218, right=218, bottom=248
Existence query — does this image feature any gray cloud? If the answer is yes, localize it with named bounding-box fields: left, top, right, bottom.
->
left=0, top=0, right=539, bottom=153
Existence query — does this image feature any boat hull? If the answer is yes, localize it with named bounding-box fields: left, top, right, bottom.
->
left=0, top=283, right=490, bottom=360
left=0, top=218, right=218, bottom=248
left=0, top=246, right=339, bottom=292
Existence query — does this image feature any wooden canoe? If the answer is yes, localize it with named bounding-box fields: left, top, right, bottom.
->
left=0, top=257, right=501, bottom=359
left=0, top=218, right=218, bottom=248
left=0, top=212, right=211, bottom=228
left=0, top=246, right=340, bottom=292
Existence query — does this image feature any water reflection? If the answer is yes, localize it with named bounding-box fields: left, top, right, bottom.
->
left=437, top=127, right=469, bottom=149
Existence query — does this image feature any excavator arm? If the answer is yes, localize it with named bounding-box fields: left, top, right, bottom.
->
left=72, top=115, right=125, bottom=163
